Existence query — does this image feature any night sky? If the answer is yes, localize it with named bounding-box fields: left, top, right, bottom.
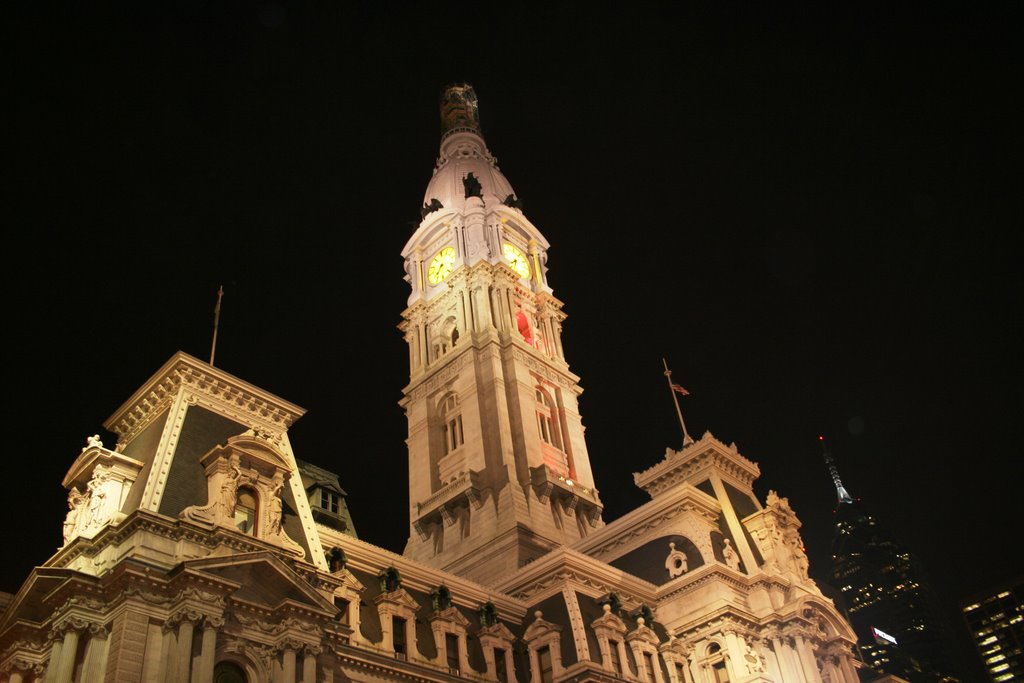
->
left=8, top=3, right=1021, bottom=678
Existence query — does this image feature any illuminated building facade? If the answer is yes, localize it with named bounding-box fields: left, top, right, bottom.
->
left=823, top=445, right=958, bottom=682
left=961, top=578, right=1024, bottom=682
left=1, top=85, right=865, bottom=683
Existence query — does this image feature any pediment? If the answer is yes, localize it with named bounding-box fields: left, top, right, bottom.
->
left=180, top=552, right=334, bottom=614
left=216, top=434, right=291, bottom=471
left=523, top=613, right=562, bottom=641
left=373, top=587, right=421, bottom=611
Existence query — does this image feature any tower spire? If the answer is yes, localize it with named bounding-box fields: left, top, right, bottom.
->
left=820, top=435, right=854, bottom=505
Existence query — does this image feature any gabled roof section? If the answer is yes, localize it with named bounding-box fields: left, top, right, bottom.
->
left=178, top=551, right=335, bottom=615
left=104, top=351, right=306, bottom=447
left=633, top=431, right=761, bottom=498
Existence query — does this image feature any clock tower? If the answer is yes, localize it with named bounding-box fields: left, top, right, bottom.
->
left=399, top=84, right=604, bottom=581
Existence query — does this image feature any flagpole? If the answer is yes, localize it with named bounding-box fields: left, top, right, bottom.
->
left=210, top=285, right=224, bottom=366
left=662, top=357, right=693, bottom=447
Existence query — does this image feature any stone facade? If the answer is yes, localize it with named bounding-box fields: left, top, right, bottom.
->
left=0, top=84, right=867, bottom=683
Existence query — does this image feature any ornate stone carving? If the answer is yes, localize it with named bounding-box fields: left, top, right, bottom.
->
left=180, top=436, right=304, bottom=557
left=722, top=539, right=740, bottom=571
left=666, top=542, right=688, bottom=578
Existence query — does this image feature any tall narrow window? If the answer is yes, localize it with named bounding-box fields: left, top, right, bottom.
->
left=608, top=639, right=622, bottom=674
left=537, top=646, right=553, bottom=683
left=334, top=597, right=350, bottom=624
left=441, top=394, right=464, bottom=454
left=535, top=388, right=562, bottom=450
left=446, top=633, right=461, bottom=673
left=494, top=648, right=508, bottom=683
left=712, top=661, right=729, bottom=683
left=643, top=652, right=656, bottom=682
left=393, top=616, right=407, bottom=658
left=234, top=488, right=257, bottom=535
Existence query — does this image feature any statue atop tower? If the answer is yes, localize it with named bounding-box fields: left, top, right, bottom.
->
left=440, top=83, right=481, bottom=136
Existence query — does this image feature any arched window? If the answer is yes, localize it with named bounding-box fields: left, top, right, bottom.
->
left=213, top=661, right=247, bottom=683
left=234, top=488, right=257, bottom=535
left=440, top=394, right=464, bottom=455
left=703, top=642, right=731, bottom=683
left=535, top=388, right=562, bottom=450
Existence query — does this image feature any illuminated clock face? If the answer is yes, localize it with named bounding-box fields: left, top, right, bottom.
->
left=427, top=246, right=457, bottom=285
left=502, top=242, right=531, bottom=279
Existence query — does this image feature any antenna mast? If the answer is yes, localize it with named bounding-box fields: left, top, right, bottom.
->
left=662, top=358, right=694, bottom=448
left=210, top=285, right=224, bottom=366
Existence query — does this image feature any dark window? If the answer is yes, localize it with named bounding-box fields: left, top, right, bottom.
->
left=538, top=645, right=553, bottom=683
left=393, top=616, right=407, bottom=657
left=334, top=597, right=350, bottom=624
left=643, top=652, right=656, bottom=682
left=234, top=488, right=257, bottom=535
left=712, top=661, right=730, bottom=683
left=446, top=633, right=460, bottom=673
left=320, top=490, right=340, bottom=513
left=609, top=639, right=622, bottom=673
left=494, top=648, right=508, bottom=683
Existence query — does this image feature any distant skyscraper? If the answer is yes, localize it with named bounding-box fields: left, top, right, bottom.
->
left=961, top=578, right=1024, bottom=682
left=822, top=439, right=959, bottom=682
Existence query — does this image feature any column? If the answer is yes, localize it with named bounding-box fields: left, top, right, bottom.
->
left=722, top=631, right=746, bottom=680
left=770, top=635, right=803, bottom=683
left=191, top=616, right=222, bottom=683
left=793, top=635, right=820, bottom=683
left=49, top=627, right=80, bottom=683
left=760, top=638, right=785, bottom=682
left=281, top=645, right=297, bottom=683
left=836, top=647, right=859, bottom=683
left=687, top=654, right=702, bottom=683
left=174, top=618, right=195, bottom=683
left=43, top=639, right=63, bottom=683
left=80, top=626, right=110, bottom=682
left=302, top=645, right=320, bottom=683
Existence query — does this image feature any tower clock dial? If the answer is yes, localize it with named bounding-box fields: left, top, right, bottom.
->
left=427, top=246, right=457, bottom=285
left=502, top=242, right=531, bottom=279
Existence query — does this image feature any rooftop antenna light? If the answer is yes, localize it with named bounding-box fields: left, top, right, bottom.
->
left=821, top=435, right=855, bottom=505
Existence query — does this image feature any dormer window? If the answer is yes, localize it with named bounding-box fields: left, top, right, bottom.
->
left=320, top=489, right=340, bottom=514
left=234, top=488, right=257, bottom=535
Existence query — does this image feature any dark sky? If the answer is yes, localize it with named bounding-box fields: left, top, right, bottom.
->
left=8, top=2, right=1021, bottom=676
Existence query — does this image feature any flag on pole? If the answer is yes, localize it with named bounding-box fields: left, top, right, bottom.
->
left=671, top=383, right=690, bottom=396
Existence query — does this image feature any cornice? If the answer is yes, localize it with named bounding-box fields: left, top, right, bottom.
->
left=574, top=482, right=721, bottom=559
left=495, top=548, right=657, bottom=609
left=333, top=534, right=529, bottom=618
left=104, top=351, right=305, bottom=444
left=632, top=432, right=761, bottom=497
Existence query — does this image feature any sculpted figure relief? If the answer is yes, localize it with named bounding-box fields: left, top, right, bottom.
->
left=267, top=472, right=284, bottom=535
left=220, top=454, right=242, bottom=519
left=63, top=487, right=88, bottom=542
left=85, top=465, right=112, bottom=527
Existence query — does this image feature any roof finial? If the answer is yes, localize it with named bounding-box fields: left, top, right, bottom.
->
left=820, top=435, right=854, bottom=505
